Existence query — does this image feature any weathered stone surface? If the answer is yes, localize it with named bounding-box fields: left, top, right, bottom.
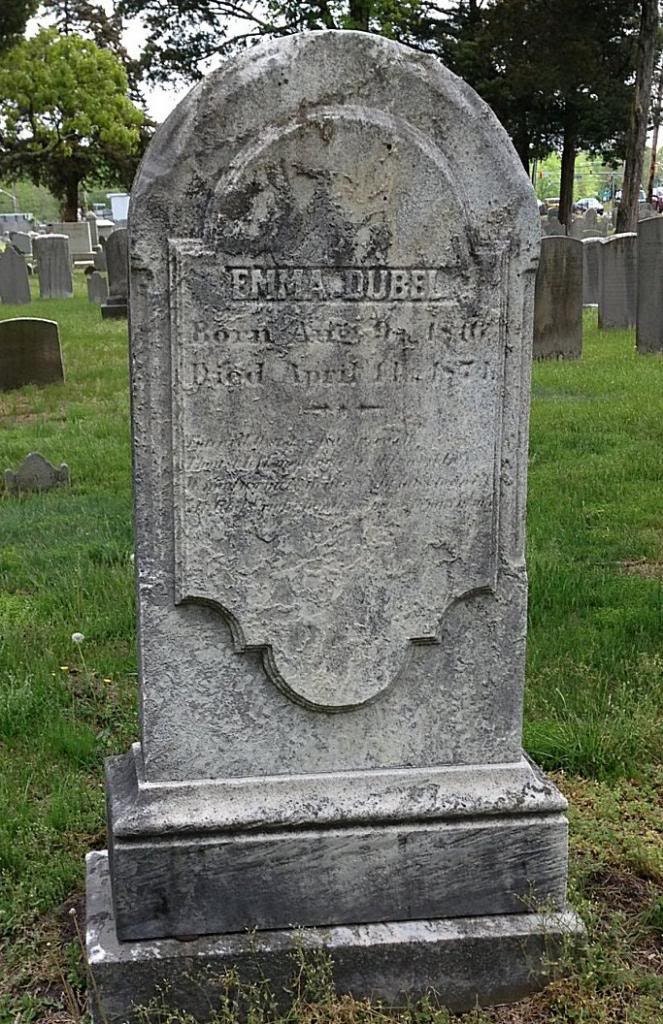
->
left=108, top=748, right=569, bottom=940
left=0, top=317, right=64, bottom=391
left=0, top=245, right=31, bottom=304
left=4, top=451, right=69, bottom=494
left=88, top=29, right=580, bottom=1016
left=582, top=238, right=602, bottom=305
left=637, top=217, right=663, bottom=353
left=33, top=234, right=73, bottom=298
left=88, top=851, right=584, bottom=1024
left=598, top=233, right=637, bottom=329
left=87, top=270, right=108, bottom=305
left=100, top=228, right=128, bottom=319
left=533, top=236, right=582, bottom=359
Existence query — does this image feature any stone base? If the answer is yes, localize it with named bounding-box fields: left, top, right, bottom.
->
left=107, top=748, right=571, bottom=940
left=100, top=299, right=127, bottom=319
left=87, top=851, right=584, bottom=1023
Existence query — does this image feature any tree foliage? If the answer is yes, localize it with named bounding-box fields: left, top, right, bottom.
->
left=40, top=0, right=144, bottom=98
left=448, top=0, right=638, bottom=224
left=0, top=0, right=37, bottom=54
left=117, top=0, right=444, bottom=83
left=0, top=29, right=145, bottom=220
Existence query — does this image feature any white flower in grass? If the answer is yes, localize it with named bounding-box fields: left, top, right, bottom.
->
left=71, top=632, right=85, bottom=644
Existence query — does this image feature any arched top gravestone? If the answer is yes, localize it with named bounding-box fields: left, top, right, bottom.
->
left=90, top=35, right=580, bottom=1014
left=130, top=30, right=540, bottom=740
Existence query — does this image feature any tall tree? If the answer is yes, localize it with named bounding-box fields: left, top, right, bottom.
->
left=0, top=29, right=145, bottom=219
left=0, top=0, right=37, bottom=53
left=448, top=0, right=637, bottom=227
left=646, top=57, right=663, bottom=201
left=617, top=0, right=660, bottom=232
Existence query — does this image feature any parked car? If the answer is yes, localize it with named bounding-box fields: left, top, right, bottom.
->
left=614, top=189, right=646, bottom=203
left=574, top=196, right=604, bottom=215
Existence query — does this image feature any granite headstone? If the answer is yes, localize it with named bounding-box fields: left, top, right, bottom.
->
left=100, top=228, right=128, bottom=319
left=33, top=235, right=73, bottom=299
left=0, top=246, right=31, bottom=305
left=637, top=217, right=663, bottom=353
left=534, top=236, right=582, bottom=359
left=86, top=30, right=582, bottom=1023
left=0, top=317, right=64, bottom=391
left=598, top=233, right=637, bottom=330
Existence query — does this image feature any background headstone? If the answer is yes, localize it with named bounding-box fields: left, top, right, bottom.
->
left=47, top=221, right=93, bottom=260
left=4, top=452, right=70, bottom=494
left=33, top=235, right=73, bottom=299
left=0, top=246, right=31, bottom=305
left=582, top=237, right=602, bottom=305
left=87, top=271, right=108, bottom=305
left=598, top=233, right=637, bottom=330
left=87, top=29, right=581, bottom=1022
left=636, top=217, right=663, bottom=353
left=93, top=244, right=107, bottom=272
left=86, top=211, right=99, bottom=247
left=534, top=236, right=583, bottom=359
left=0, top=317, right=64, bottom=391
left=9, top=231, right=32, bottom=256
left=100, top=228, right=128, bottom=319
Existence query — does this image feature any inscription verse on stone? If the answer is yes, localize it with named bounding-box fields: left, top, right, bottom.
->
left=170, top=247, right=507, bottom=709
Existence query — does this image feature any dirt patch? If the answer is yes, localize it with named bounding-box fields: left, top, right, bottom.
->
left=620, top=560, right=663, bottom=579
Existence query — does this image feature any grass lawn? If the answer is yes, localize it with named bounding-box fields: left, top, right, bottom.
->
left=0, top=283, right=661, bottom=1023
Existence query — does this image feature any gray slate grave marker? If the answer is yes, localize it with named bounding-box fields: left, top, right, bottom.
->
left=9, top=231, right=32, bottom=255
left=582, top=237, right=603, bottom=305
left=100, top=228, right=128, bottom=319
left=33, top=235, right=73, bottom=299
left=4, top=452, right=70, bottom=494
left=87, top=271, right=108, bottom=305
left=637, top=217, right=663, bottom=353
left=598, top=233, right=637, bottom=330
left=86, top=30, right=582, bottom=1023
left=0, top=317, right=64, bottom=391
left=534, top=236, right=583, bottom=359
left=86, top=212, right=99, bottom=248
left=0, top=246, right=31, bottom=305
left=93, top=244, right=107, bottom=272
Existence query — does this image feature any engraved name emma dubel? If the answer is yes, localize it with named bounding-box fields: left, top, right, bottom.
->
left=177, top=262, right=497, bottom=391
left=228, top=266, right=455, bottom=301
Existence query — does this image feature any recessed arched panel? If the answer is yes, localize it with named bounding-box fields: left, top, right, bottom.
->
left=169, top=106, right=508, bottom=710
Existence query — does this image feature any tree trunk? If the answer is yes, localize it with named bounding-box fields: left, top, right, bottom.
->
left=616, top=0, right=659, bottom=233
left=513, top=121, right=530, bottom=175
left=348, top=0, right=370, bottom=31
left=559, top=123, right=576, bottom=231
left=647, top=64, right=663, bottom=203
left=61, top=177, right=80, bottom=222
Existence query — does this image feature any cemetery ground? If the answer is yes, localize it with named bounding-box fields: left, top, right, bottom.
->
left=0, top=279, right=661, bottom=1024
